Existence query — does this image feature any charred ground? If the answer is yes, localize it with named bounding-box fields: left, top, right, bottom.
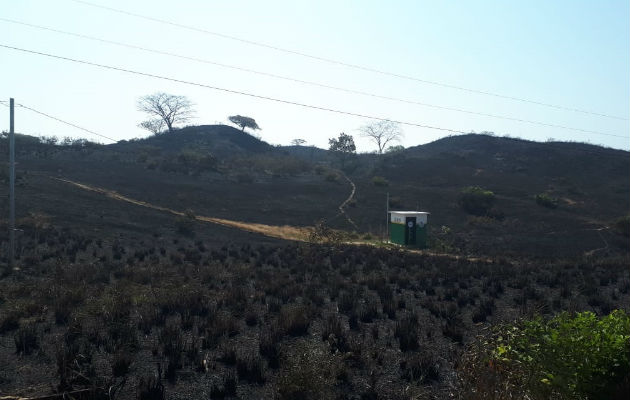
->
left=0, top=127, right=629, bottom=399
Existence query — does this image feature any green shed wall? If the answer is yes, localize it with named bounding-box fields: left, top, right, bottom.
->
left=390, top=223, right=407, bottom=245
left=389, top=222, right=428, bottom=248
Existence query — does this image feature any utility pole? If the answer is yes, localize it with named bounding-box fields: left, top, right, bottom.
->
left=8, top=98, right=15, bottom=271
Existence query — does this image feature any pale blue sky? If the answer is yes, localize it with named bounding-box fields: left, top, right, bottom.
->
left=1, top=0, right=628, bottom=150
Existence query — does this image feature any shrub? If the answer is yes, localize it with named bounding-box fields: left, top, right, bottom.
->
left=535, top=193, right=559, bottom=209
left=614, top=215, right=630, bottom=237
left=236, top=353, right=266, bottom=384
left=325, top=172, right=339, bottom=182
left=175, top=216, right=195, bottom=237
left=460, top=310, right=630, bottom=400
left=400, top=352, right=440, bottom=384
left=137, top=376, right=165, bottom=400
left=277, top=343, right=343, bottom=400
left=0, top=311, right=20, bottom=333
left=388, top=196, right=402, bottom=208
left=210, top=372, right=237, bottom=399
left=280, top=305, right=311, bottom=336
left=372, top=176, right=389, bottom=186
left=259, top=329, right=281, bottom=369
left=111, top=351, right=133, bottom=377
left=395, top=314, right=419, bottom=352
left=14, top=324, right=39, bottom=355
left=459, top=186, right=495, bottom=216
left=308, top=221, right=344, bottom=245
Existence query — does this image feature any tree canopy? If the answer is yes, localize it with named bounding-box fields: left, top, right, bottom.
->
left=328, top=132, right=356, bottom=154
left=228, top=115, right=261, bottom=132
left=328, top=132, right=356, bottom=169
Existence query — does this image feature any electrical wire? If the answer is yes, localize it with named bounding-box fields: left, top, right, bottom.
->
left=0, top=17, right=622, bottom=138
left=68, top=0, right=629, bottom=121
left=0, top=98, right=117, bottom=142
left=2, top=44, right=628, bottom=140
left=0, top=43, right=472, bottom=135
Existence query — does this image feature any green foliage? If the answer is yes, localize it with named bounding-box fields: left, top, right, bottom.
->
left=386, top=145, right=405, bottom=153
left=328, top=132, right=356, bottom=154
left=328, top=132, right=356, bottom=169
left=461, top=310, right=630, bottom=399
left=459, top=186, right=496, bottom=216
left=371, top=176, right=389, bottom=186
left=535, top=193, right=559, bottom=209
left=613, top=215, right=630, bottom=237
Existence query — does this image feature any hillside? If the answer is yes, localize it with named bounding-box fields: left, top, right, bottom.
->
left=0, top=128, right=628, bottom=257
left=1, top=128, right=629, bottom=399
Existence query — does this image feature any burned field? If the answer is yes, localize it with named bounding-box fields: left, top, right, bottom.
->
left=1, top=224, right=628, bottom=399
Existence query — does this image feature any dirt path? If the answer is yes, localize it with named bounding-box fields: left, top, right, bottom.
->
left=335, top=170, right=359, bottom=230
left=51, top=176, right=508, bottom=265
left=51, top=177, right=311, bottom=242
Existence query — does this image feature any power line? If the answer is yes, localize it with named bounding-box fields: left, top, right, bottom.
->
left=68, top=0, right=629, bottom=121
left=0, top=43, right=469, bottom=135
left=1, top=44, right=627, bottom=140
left=0, top=99, right=117, bottom=142
left=0, top=17, right=623, bottom=138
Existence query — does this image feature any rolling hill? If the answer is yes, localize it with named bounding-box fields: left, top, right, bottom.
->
left=0, top=126, right=628, bottom=258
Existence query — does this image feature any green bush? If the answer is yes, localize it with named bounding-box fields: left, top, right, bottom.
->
left=460, top=310, right=630, bottom=399
left=372, top=176, right=389, bottom=186
left=459, top=186, right=495, bottom=216
left=535, top=193, right=559, bottom=209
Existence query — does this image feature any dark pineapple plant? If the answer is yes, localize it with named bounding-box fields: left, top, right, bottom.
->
left=1, top=231, right=629, bottom=399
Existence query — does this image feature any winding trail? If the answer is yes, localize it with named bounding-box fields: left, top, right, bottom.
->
left=50, top=176, right=511, bottom=264
left=335, top=170, right=359, bottom=230
left=51, top=177, right=311, bottom=241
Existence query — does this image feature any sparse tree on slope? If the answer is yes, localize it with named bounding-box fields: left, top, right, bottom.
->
left=138, top=119, right=166, bottom=135
left=359, top=120, right=403, bottom=154
left=328, top=132, right=356, bottom=169
left=291, top=138, right=307, bottom=146
left=228, top=115, right=261, bottom=132
left=137, top=93, right=195, bottom=134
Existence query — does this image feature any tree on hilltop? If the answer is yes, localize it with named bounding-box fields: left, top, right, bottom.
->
left=137, top=93, right=195, bottom=134
left=291, top=138, right=307, bottom=146
left=359, top=120, right=403, bottom=154
left=228, top=115, right=261, bottom=133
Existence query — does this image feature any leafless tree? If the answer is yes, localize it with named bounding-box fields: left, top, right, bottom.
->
left=137, top=93, right=195, bottom=134
left=359, top=120, right=403, bottom=154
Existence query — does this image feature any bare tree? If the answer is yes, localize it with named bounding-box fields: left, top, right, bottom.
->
left=359, top=120, right=403, bottom=154
left=138, top=119, right=166, bottom=135
left=137, top=93, right=195, bottom=134
left=228, top=115, right=261, bottom=132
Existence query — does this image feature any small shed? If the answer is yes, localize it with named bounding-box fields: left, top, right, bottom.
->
left=389, top=211, right=429, bottom=248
